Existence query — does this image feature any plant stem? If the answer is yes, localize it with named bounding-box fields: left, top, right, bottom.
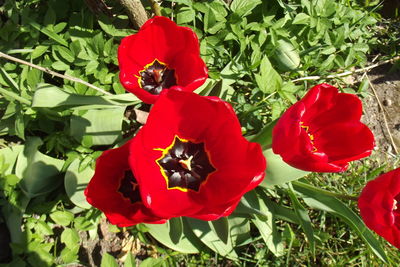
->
left=292, top=55, right=400, bottom=83
left=148, top=0, right=162, bottom=16
left=292, top=181, right=359, bottom=201
left=0, top=51, right=112, bottom=96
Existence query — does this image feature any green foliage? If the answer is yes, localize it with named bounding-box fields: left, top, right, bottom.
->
left=0, top=0, right=397, bottom=266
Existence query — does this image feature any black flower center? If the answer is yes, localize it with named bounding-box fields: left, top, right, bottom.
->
left=118, top=170, right=141, bottom=204
left=156, top=136, right=216, bottom=192
left=138, top=59, right=177, bottom=95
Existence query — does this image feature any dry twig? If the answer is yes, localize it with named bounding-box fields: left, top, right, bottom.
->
left=292, top=55, right=400, bottom=83
left=0, top=51, right=112, bottom=96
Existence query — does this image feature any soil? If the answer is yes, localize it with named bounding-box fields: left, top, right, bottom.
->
left=362, top=63, right=400, bottom=162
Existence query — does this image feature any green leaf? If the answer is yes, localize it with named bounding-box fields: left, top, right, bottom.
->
left=0, top=67, right=19, bottom=92
left=177, top=7, right=195, bottom=24
left=262, top=149, right=309, bottom=186
left=31, top=45, right=49, bottom=59
left=251, top=193, right=285, bottom=256
left=139, top=257, right=164, bottom=267
left=145, top=219, right=203, bottom=253
left=230, top=0, right=262, bottom=16
left=32, top=84, right=139, bottom=109
left=0, top=145, right=23, bottom=175
left=186, top=218, right=238, bottom=259
left=292, top=13, right=310, bottom=25
left=60, top=246, right=79, bottom=264
left=50, top=210, right=74, bottom=226
left=28, top=19, right=68, bottom=47
left=16, top=137, right=64, bottom=198
left=292, top=181, right=388, bottom=262
left=168, top=217, right=183, bottom=244
left=287, top=183, right=315, bottom=256
left=64, top=158, right=93, bottom=209
left=274, top=39, right=300, bottom=71
left=54, top=45, right=75, bottom=63
left=61, top=228, right=80, bottom=247
left=249, top=120, right=277, bottom=149
left=70, top=107, right=125, bottom=146
left=210, top=217, right=229, bottom=244
left=100, top=253, right=119, bottom=267
left=124, top=253, right=136, bottom=267
left=255, top=56, right=282, bottom=94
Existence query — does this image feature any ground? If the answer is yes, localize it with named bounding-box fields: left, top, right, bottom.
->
left=363, top=63, right=400, bottom=162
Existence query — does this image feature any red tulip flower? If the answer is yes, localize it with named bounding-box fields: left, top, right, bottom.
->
left=129, top=87, right=266, bottom=220
left=272, top=83, right=374, bottom=172
left=118, top=16, right=208, bottom=104
left=84, top=140, right=167, bottom=227
left=358, top=168, right=400, bottom=249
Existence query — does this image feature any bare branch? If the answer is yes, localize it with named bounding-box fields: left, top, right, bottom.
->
left=292, top=55, right=400, bottom=83
left=0, top=51, right=112, bottom=96
left=117, top=0, right=148, bottom=29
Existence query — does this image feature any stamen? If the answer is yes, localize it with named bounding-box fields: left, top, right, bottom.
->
left=300, top=121, right=318, bottom=152
left=179, top=155, right=193, bottom=171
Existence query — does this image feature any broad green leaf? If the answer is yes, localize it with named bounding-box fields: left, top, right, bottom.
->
left=262, top=149, right=309, bottom=186
left=255, top=56, right=282, bottom=94
left=168, top=217, right=183, bottom=244
left=186, top=218, right=238, bottom=259
left=124, top=253, right=136, bottom=267
left=54, top=45, right=75, bottom=63
left=32, top=84, right=139, bottom=109
left=274, top=40, right=300, bottom=71
left=292, top=13, right=310, bottom=25
left=50, top=210, right=74, bottom=226
left=16, top=137, right=64, bottom=198
left=177, top=7, right=195, bottom=24
left=145, top=219, right=203, bottom=253
left=60, top=246, right=79, bottom=264
left=64, top=158, right=93, bottom=209
left=98, top=18, right=135, bottom=38
left=0, top=145, right=23, bottom=175
left=249, top=120, right=277, bottom=149
left=251, top=196, right=285, bottom=256
left=140, top=257, right=164, bottom=267
left=230, top=0, right=261, bottom=16
left=70, top=107, right=125, bottom=146
left=61, top=228, right=80, bottom=247
left=292, top=181, right=388, bottom=262
left=287, top=184, right=315, bottom=256
left=210, top=217, right=229, bottom=244
left=100, top=253, right=119, bottom=267
left=228, top=216, right=252, bottom=246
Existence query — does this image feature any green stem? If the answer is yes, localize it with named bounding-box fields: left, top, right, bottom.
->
left=0, top=87, right=31, bottom=105
left=292, top=181, right=359, bottom=201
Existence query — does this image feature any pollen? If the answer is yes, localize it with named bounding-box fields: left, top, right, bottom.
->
left=300, top=122, right=318, bottom=152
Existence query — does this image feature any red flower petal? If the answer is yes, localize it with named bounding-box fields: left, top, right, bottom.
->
left=272, top=83, right=374, bottom=172
left=358, top=168, right=400, bottom=249
left=129, top=88, right=266, bottom=219
left=84, top=140, right=167, bottom=227
left=118, top=16, right=207, bottom=104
